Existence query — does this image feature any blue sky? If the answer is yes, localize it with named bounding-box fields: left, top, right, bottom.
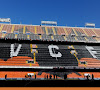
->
left=0, top=0, right=100, bottom=27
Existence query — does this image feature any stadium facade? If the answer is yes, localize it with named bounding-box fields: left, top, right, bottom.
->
left=0, top=23, right=100, bottom=81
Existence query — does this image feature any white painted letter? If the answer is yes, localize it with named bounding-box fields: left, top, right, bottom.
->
left=10, top=44, right=22, bottom=57
left=86, top=46, right=97, bottom=58
left=48, top=45, right=62, bottom=58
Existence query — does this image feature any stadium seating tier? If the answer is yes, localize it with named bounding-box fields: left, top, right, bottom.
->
left=0, top=24, right=99, bottom=42
left=0, top=43, right=99, bottom=68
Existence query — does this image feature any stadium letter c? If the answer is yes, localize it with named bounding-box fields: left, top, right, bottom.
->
left=48, top=45, right=62, bottom=58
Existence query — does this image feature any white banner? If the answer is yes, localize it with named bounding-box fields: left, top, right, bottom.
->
left=85, top=23, right=95, bottom=27
left=0, top=18, right=11, bottom=22
left=41, top=21, right=57, bottom=25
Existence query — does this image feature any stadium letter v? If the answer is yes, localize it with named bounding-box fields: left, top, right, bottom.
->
left=10, top=44, right=22, bottom=57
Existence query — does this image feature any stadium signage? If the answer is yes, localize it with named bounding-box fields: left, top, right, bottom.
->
left=0, top=18, right=11, bottom=22
left=10, top=44, right=63, bottom=60
left=48, top=45, right=62, bottom=60
left=85, top=23, right=95, bottom=27
left=9, top=44, right=98, bottom=61
left=41, top=21, right=57, bottom=25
